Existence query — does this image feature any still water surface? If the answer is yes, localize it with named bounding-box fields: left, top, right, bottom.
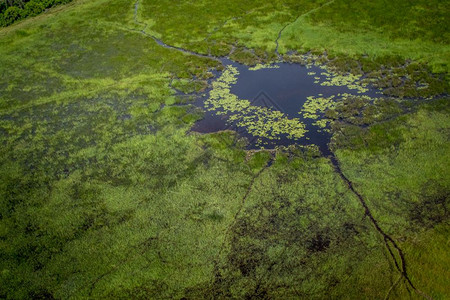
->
left=192, top=59, right=379, bottom=155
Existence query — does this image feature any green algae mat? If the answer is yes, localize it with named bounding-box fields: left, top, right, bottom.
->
left=0, top=0, right=449, bottom=298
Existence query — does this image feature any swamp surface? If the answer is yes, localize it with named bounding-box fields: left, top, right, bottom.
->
left=0, top=0, right=449, bottom=299
left=193, top=58, right=381, bottom=154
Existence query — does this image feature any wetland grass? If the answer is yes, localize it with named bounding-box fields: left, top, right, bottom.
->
left=0, top=0, right=448, bottom=298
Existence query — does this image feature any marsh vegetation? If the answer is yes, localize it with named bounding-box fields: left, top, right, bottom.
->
left=0, top=0, right=448, bottom=298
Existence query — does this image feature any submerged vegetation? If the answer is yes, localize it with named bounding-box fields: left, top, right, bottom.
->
left=0, top=0, right=448, bottom=298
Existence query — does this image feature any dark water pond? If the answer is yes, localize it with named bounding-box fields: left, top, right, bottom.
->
left=192, top=59, right=380, bottom=155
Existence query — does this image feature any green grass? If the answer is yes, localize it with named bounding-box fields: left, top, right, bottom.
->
left=278, top=1, right=450, bottom=73
left=0, top=0, right=449, bottom=298
left=136, top=0, right=450, bottom=74
left=334, top=100, right=450, bottom=298
left=335, top=100, right=450, bottom=233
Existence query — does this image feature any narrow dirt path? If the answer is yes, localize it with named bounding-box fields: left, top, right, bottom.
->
left=275, top=0, right=335, bottom=57
left=132, top=0, right=221, bottom=62
left=329, top=154, right=411, bottom=281
left=329, top=154, right=432, bottom=300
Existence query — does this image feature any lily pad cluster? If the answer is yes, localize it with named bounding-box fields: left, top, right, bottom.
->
left=300, top=93, right=375, bottom=129
left=205, top=65, right=307, bottom=144
left=249, top=64, right=280, bottom=71
left=300, top=94, right=336, bottom=129
left=319, top=72, right=369, bottom=93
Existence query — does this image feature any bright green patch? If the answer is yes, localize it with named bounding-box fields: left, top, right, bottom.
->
left=0, top=0, right=449, bottom=298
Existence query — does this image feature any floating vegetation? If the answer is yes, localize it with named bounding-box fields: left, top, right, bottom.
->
left=300, top=92, right=378, bottom=129
left=249, top=64, right=280, bottom=71
left=205, top=66, right=307, bottom=144
left=300, top=95, right=338, bottom=128
left=320, top=73, right=369, bottom=93
left=195, top=56, right=387, bottom=153
left=313, top=119, right=330, bottom=129
left=339, top=93, right=373, bottom=101
left=300, top=95, right=336, bottom=120
left=202, top=60, right=380, bottom=149
left=303, top=61, right=371, bottom=94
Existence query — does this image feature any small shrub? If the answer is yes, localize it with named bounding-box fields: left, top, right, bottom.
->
left=1, top=0, right=73, bottom=27
left=3, top=6, right=22, bottom=26
left=24, top=1, right=45, bottom=17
